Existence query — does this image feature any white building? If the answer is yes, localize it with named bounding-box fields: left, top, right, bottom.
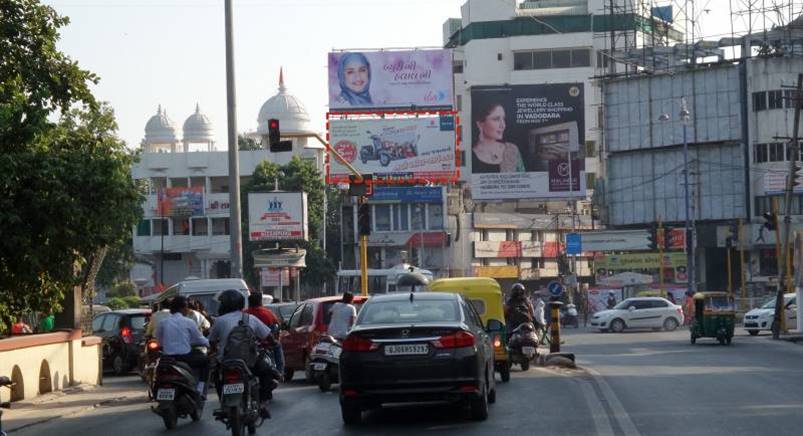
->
left=130, top=73, right=324, bottom=292
left=440, top=0, right=683, bottom=289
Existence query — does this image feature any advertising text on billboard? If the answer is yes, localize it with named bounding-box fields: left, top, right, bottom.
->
left=248, top=192, right=309, bottom=241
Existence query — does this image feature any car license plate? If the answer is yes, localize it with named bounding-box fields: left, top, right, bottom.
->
left=156, top=388, right=175, bottom=401
left=313, top=362, right=327, bottom=371
left=222, top=383, right=244, bottom=395
left=316, top=342, right=331, bottom=352
left=522, top=346, right=536, bottom=356
left=384, top=344, right=429, bottom=356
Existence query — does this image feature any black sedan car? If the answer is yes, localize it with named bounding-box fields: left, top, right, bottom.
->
left=339, top=292, right=495, bottom=425
left=92, top=309, right=150, bottom=375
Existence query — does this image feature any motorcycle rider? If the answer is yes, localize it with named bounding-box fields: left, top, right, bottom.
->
left=504, top=283, right=535, bottom=338
left=209, top=290, right=273, bottom=416
left=154, top=296, right=210, bottom=395
left=244, top=291, right=284, bottom=374
left=145, top=300, right=171, bottom=339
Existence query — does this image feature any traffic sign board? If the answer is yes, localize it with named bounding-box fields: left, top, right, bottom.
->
left=566, top=232, right=581, bottom=255
left=547, top=281, right=564, bottom=297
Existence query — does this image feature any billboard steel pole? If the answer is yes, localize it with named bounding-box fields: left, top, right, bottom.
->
left=224, top=0, right=243, bottom=278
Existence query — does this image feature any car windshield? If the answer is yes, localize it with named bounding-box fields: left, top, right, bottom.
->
left=760, top=296, right=793, bottom=309
left=278, top=304, right=298, bottom=320
left=129, top=315, right=149, bottom=331
left=358, top=299, right=460, bottom=325
left=613, top=300, right=634, bottom=310
left=192, top=294, right=220, bottom=316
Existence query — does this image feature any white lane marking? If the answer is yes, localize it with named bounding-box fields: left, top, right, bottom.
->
left=585, top=367, right=641, bottom=436
left=577, top=377, right=616, bottom=436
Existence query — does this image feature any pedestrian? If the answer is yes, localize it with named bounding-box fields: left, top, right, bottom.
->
left=684, top=291, right=695, bottom=325
left=531, top=293, right=547, bottom=342
left=11, top=316, right=33, bottom=335
left=606, top=291, right=617, bottom=309
left=38, top=312, right=55, bottom=333
left=328, top=292, right=357, bottom=340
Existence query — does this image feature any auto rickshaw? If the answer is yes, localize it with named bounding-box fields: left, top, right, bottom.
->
left=427, top=277, right=511, bottom=382
left=690, top=292, right=735, bottom=345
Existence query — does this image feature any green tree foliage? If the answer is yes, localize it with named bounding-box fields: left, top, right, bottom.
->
left=0, top=1, right=143, bottom=330
left=241, top=157, right=342, bottom=290
left=96, top=237, right=135, bottom=289
left=238, top=134, right=261, bottom=151
left=107, top=282, right=137, bottom=299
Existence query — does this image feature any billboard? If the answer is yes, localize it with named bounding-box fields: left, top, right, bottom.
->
left=248, top=192, right=309, bottom=241
left=157, top=187, right=204, bottom=217
left=470, top=84, right=585, bottom=200
left=328, top=49, right=454, bottom=111
left=327, top=115, right=457, bottom=183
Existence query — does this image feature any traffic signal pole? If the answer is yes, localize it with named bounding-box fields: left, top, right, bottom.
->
left=658, top=217, right=664, bottom=294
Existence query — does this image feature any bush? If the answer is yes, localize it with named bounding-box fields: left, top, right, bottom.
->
left=106, top=297, right=127, bottom=310
left=122, top=296, right=141, bottom=308
left=109, top=282, right=136, bottom=298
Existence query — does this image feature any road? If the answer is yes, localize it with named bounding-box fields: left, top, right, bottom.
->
left=13, top=328, right=803, bottom=435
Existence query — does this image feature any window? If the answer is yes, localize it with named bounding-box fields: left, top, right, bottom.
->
left=191, top=217, right=208, bottom=236
left=754, top=143, right=768, bottom=163
left=210, top=176, right=229, bottom=194
left=411, top=204, right=426, bottom=230
left=151, top=177, right=167, bottom=194
left=785, top=90, right=797, bottom=109
left=173, top=217, right=190, bottom=235
left=753, top=91, right=767, bottom=111
left=428, top=204, right=444, bottom=230
left=551, top=50, right=571, bottom=68
left=170, top=177, right=188, bottom=188
left=152, top=218, right=168, bottom=236
left=768, top=90, right=784, bottom=109
left=299, top=303, right=314, bottom=326
left=288, top=305, right=304, bottom=329
left=211, top=217, right=230, bottom=235
left=571, top=49, right=591, bottom=67
left=650, top=300, right=669, bottom=308
left=453, top=60, right=463, bottom=74
left=101, top=314, right=120, bottom=332
left=770, top=142, right=785, bottom=162
left=136, top=220, right=151, bottom=236
left=586, top=172, right=597, bottom=191
left=374, top=204, right=391, bottom=231
left=533, top=51, right=550, bottom=69
left=92, top=315, right=105, bottom=332
left=596, top=50, right=610, bottom=69
left=396, top=204, right=409, bottom=231
left=190, top=176, right=205, bottom=188
left=513, top=51, right=533, bottom=70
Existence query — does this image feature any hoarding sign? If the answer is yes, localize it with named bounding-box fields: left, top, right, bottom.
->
left=474, top=241, right=522, bottom=258
left=473, top=265, right=519, bottom=279
left=470, top=84, right=585, bottom=200
left=248, top=192, right=309, bottom=241
left=157, top=187, right=204, bottom=217
left=327, top=116, right=457, bottom=183
left=260, top=268, right=289, bottom=287
left=371, top=186, right=442, bottom=203
left=328, top=49, right=454, bottom=111
left=594, top=253, right=687, bottom=270
left=566, top=233, right=582, bottom=255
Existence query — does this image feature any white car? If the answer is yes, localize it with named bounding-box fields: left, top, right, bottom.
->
left=591, top=297, right=684, bottom=333
left=743, top=293, right=797, bottom=336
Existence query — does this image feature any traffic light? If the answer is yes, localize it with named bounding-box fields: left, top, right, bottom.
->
left=763, top=212, right=777, bottom=231
left=357, top=203, right=371, bottom=236
left=647, top=225, right=658, bottom=250
left=348, top=174, right=374, bottom=197
left=267, top=118, right=292, bottom=152
left=726, top=223, right=738, bottom=248
left=557, top=254, right=570, bottom=275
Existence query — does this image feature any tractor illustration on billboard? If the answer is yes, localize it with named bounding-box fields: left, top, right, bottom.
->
left=359, top=130, right=420, bottom=167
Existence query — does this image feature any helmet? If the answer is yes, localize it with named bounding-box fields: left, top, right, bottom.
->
left=511, top=283, right=526, bottom=298
left=217, top=289, right=245, bottom=316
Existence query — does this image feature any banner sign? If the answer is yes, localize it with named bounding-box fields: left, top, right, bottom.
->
left=371, top=186, right=442, bottom=203
left=764, top=172, right=803, bottom=195
left=474, top=241, right=522, bottom=258
left=594, top=253, right=687, bottom=270
left=260, top=268, right=289, bottom=287
left=579, top=230, right=649, bottom=252
left=328, top=49, right=454, bottom=111
left=328, top=115, right=457, bottom=183
left=473, top=265, right=519, bottom=279
left=248, top=192, right=309, bottom=241
left=473, top=213, right=591, bottom=230
left=470, top=83, right=586, bottom=200
left=367, top=231, right=446, bottom=247
left=157, top=187, right=204, bottom=217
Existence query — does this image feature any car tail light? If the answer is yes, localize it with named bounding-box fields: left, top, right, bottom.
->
left=459, top=384, right=479, bottom=393
left=223, top=368, right=243, bottom=384
left=121, top=326, right=133, bottom=344
left=343, top=389, right=359, bottom=398
left=342, top=335, right=377, bottom=352
left=432, top=330, right=475, bottom=349
left=493, top=334, right=503, bottom=349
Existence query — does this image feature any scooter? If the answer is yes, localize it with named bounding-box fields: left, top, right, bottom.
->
left=151, top=355, right=205, bottom=429
left=0, top=376, right=15, bottom=436
left=138, top=338, right=161, bottom=399
left=309, top=335, right=341, bottom=392
left=561, top=304, right=579, bottom=328
left=213, top=357, right=263, bottom=436
left=508, top=322, right=540, bottom=371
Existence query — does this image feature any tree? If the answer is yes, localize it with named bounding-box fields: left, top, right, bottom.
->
left=238, top=134, right=261, bottom=151
left=0, top=1, right=143, bottom=330
left=241, top=157, right=341, bottom=290
left=95, top=237, right=135, bottom=289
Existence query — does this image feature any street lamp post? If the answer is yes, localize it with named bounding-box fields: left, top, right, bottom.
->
left=224, top=0, right=243, bottom=279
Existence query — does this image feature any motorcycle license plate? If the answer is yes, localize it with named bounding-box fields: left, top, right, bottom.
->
left=313, top=362, right=327, bottom=371
left=222, top=383, right=245, bottom=395
left=156, top=388, right=175, bottom=401
left=522, top=346, right=536, bottom=356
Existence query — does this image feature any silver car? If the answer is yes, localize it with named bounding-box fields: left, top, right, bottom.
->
left=590, top=297, right=684, bottom=333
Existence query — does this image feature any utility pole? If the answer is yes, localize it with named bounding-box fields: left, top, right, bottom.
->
left=658, top=217, right=664, bottom=294
left=774, top=73, right=803, bottom=338
left=681, top=98, right=695, bottom=295
left=739, top=218, right=747, bottom=305
left=224, top=0, right=243, bottom=278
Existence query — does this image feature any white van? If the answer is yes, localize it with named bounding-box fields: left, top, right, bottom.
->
left=158, top=278, right=249, bottom=316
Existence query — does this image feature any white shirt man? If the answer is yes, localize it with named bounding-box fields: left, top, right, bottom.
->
left=328, top=295, right=357, bottom=339
left=155, top=312, right=210, bottom=356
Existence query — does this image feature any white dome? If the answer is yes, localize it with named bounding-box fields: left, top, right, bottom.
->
left=183, top=103, right=214, bottom=143
left=257, top=69, right=312, bottom=135
left=144, top=105, right=178, bottom=144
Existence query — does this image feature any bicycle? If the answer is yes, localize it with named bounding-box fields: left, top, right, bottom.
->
left=0, top=376, right=16, bottom=436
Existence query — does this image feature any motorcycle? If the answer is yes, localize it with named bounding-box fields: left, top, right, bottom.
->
left=561, top=303, right=579, bottom=328
left=138, top=338, right=161, bottom=399
left=213, top=357, right=263, bottom=436
left=309, top=335, right=341, bottom=392
left=0, top=376, right=15, bottom=436
left=151, top=355, right=205, bottom=429
left=508, top=322, right=540, bottom=371
left=359, top=131, right=420, bottom=167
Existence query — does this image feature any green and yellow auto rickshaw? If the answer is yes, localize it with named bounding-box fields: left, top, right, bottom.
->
left=690, top=292, right=735, bottom=345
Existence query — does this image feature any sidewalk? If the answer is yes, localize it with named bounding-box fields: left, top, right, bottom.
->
left=2, top=377, right=145, bottom=433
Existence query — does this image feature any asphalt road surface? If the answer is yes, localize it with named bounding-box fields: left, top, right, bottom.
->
left=15, top=327, right=803, bottom=436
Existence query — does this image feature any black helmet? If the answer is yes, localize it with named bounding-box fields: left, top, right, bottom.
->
left=217, top=289, right=245, bottom=316
left=511, top=283, right=526, bottom=298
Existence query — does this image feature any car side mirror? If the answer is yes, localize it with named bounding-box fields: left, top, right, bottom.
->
left=628, top=306, right=636, bottom=311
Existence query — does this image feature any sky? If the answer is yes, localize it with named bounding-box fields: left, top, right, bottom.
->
left=42, top=0, right=776, bottom=150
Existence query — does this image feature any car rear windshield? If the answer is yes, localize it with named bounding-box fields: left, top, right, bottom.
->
left=322, top=300, right=366, bottom=325
left=357, top=299, right=460, bottom=325
left=278, top=305, right=298, bottom=319
left=129, top=315, right=149, bottom=331
left=192, top=294, right=220, bottom=316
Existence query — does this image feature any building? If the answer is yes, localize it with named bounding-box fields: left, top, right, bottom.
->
left=130, top=74, right=324, bottom=293
left=440, top=0, right=683, bottom=290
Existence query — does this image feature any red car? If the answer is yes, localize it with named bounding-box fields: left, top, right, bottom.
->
left=279, top=295, right=368, bottom=381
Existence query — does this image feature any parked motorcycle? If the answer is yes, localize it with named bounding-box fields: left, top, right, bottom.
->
left=309, top=335, right=341, bottom=392
left=561, top=303, right=579, bottom=328
left=0, top=376, right=15, bottom=436
left=508, top=322, right=540, bottom=371
left=213, top=358, right=263, bottom=436
left=151, top=356, right=205, bottom=429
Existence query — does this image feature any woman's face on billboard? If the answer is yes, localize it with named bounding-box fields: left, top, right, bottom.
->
left=343, top=60, right=369, bottom=93
left=477, top=105, right=506, bottom=141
